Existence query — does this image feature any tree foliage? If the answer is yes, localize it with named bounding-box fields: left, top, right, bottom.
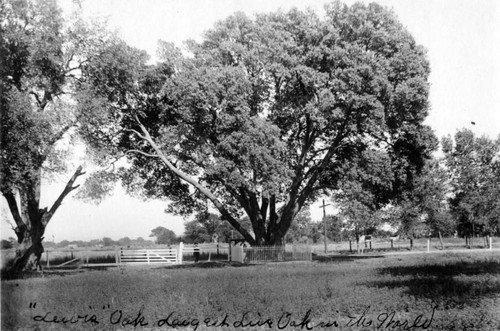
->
left=286, top=207, right=314, bottom=243
left=80, top=2, right=436, bottom=245
left=149, top=226, right=178, bottom=245
left=183, top=212, right=239, bottom=243
left=0, top=0, right=141, bottom=275
left=443, top=129, right=500, bottom=237
left=393, top=159, right=454, bottom=238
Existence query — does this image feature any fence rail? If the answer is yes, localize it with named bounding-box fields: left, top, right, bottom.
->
left=119, top=248, right=177, bottom=264
left=236, top=245, right=312, bottom=263
left=245, top=245, right=285, bottom=262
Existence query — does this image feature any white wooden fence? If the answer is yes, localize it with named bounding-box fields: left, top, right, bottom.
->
left=119, top=248, right=178, bottom=264
left=119, top=243, right=201, bottom=265
left=40, top=242, right=311, bottom=268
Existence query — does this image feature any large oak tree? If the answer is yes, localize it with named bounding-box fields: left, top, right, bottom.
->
left=81, top=2, right=436, bottom=246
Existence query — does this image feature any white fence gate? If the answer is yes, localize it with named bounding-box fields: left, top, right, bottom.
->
left=119, top=248, right=178, bottom=264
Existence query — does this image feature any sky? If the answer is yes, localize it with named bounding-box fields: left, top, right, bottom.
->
left=1, top=0, right=499, bottom=242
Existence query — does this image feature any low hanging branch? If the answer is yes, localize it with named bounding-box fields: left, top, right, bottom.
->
left=131, top=115, right=257, bottom=245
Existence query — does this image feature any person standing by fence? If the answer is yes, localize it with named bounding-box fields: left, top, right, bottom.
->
left=193, top=243, right=200, bottom=263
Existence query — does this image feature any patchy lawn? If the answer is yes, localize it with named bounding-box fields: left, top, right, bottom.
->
left=2, top=252, right=499, bottom=330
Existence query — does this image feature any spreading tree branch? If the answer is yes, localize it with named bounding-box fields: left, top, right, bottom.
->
left=126, top=128, right=147, bottom=140
left=43, top=166, right=86, bottom=226
left=47, top=121, right=78, bottom=147
left=133, top=114, right=256, bottom=245
left=126, top=150, right=159, bottom=158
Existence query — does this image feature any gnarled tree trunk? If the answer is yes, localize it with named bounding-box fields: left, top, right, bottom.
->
left=2, top=166, right=85, bottom=278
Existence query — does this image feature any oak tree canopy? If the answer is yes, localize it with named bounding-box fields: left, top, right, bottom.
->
left=79, top=1, right=437, bottom=246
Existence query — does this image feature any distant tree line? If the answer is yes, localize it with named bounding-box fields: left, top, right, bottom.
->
left=0, top=237, right=155, bottom=250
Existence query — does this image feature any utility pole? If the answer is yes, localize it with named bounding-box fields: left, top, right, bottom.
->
left=320, top=199, right=331, bottom=254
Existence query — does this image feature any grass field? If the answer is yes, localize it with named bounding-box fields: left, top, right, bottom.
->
left=2, top=250, right=499, bottom=330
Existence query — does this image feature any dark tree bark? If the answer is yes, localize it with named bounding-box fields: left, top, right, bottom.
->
left=438, top=231, right=444, bottom=250
left=2, top=166, right=85, bottom=278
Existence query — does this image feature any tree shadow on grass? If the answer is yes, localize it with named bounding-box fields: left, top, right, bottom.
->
left=154, top=261, right=256, bottom=270
left=314, top=254, right=386, bottom=263
left=365, top=258, right=500, bottom=303
left=1, top=268, right=90, bottom=280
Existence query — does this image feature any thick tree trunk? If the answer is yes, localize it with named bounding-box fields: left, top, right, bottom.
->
left=2, top=166, right=84, bottom=278
left=438, top=231, right=444, bottom=250
left=7, top=220, right=45, bottom=277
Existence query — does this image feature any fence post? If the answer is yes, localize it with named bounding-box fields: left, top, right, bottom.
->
left=46, top=250, right=50, bottom=268
left=178, top=242, right=184, bottom=264
left=427, top=239, right=430, bottom=253
left=490, top=237, right=493, bottom=251
left=86, top=250, right=89, bottom=266
left=349, top=240, right=352, bottom=253
left=391, top=239, right=394, bottom=250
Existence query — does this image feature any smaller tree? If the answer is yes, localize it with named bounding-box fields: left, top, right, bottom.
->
left=308, top=223, right=322, bottom=244
left=331, top=147, right=406, bottom=242
left=443, top=130, right=500, bottom=247
left=184, top=212, right=248, bottom=243
left=416, top=161, right=454, bottom=239
left=118, top=237, right=132, bottom=247
left=339, top=199, right=377, bottom=239
left=286, top=208, right=313, bottom=243
left=373, top=158, right=454, bottom=250
left=102, top=237, right=116, bottom=247
left=57, top=240, right=70, bottom=248
left=325, top=215, right=343, bottom=242
left=150, top=226, right=178, bottom=245
left=133, top=237, right=154, bottom=247
left=183, top=219, right=211, bottom=244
